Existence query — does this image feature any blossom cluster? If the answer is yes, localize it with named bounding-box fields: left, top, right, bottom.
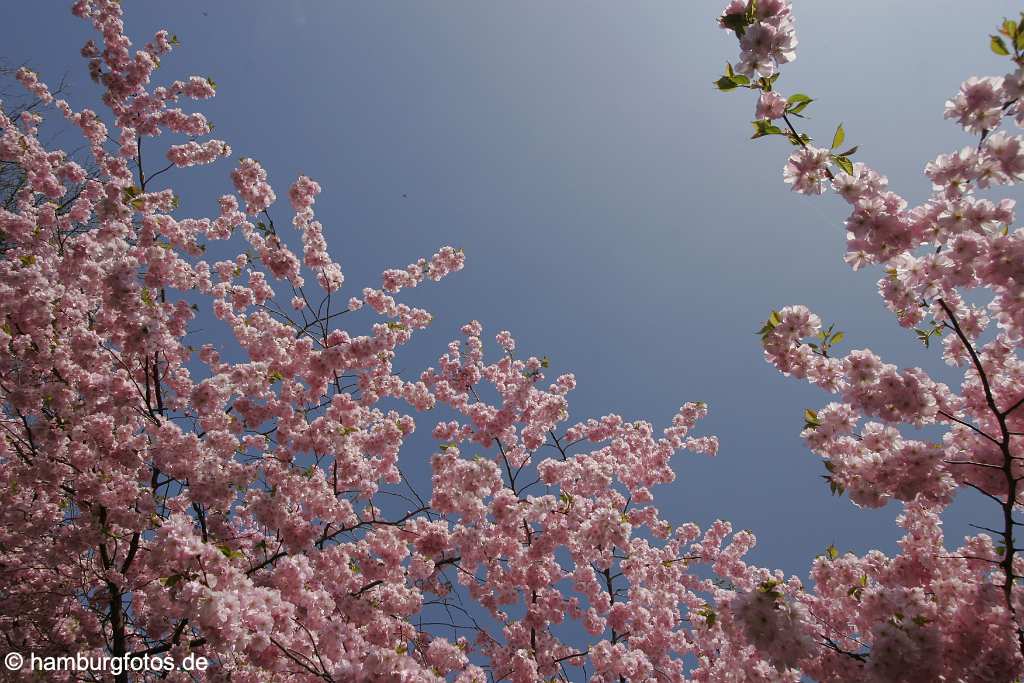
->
left=719, top=1, right=1024, bottom=678
left=0, top=1, right=798, bottom=680
left=719, top=0, right=797, bottom=78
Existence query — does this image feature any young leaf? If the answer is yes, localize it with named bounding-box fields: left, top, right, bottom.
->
left=788, top=99, right=813, bottom=115
left=991, top=35, right=1011, bottom=56
left=832, top=155, right=854, bottom=175
left=720, top=13, right=748, bottom=35
left=160, top=574, right=183, bottom=588
left=715, top=76, right=739, bottom=91
left=831, top=123, right=845, bottom=150
left=787, top=132, right=812, bottom=146
left=751, top=120, right=784, bottom=139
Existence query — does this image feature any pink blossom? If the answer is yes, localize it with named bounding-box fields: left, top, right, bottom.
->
left=783, top=146, right=831, bottom=194
left=755, top=90, right=787, bottom=120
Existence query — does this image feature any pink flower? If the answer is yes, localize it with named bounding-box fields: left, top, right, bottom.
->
left=782, top=146, right=830, bottom=194
left=755, top=90, right=787, bottom=120
left=231, top=157, right=276, bottom=214
left=944, top=76, right=1005, bottom=133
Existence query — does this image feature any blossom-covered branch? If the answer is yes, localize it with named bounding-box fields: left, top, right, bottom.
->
left=0, top=2, right=798, bottom=680
left=717, top=1, right=1024, bottom=679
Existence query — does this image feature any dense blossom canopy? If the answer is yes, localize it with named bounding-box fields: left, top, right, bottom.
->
left=1, top=0, right=1022, bottom=681
left=0, top=2, right=783, bottom=681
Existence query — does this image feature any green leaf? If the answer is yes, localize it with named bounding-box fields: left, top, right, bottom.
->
left=696, top=604, right=717, bottom=628
left=786, top=93, right=812, bottom=105
left=759, top=311, right=783, bottom=339
left=787, top=98, right=813, bottom=115
left=832, top=155, right=854, bottom=175
left=830, top=331, right=845, bottom=345
left=787, top=132, right=812, bottom=147
left=714, top=73, right=749, bottom=91
left=218, top=544, right=242, bottom=559
left=826, top=544, right=839, bottom=561
left=715, top=76, right=739, bottom=91
left=160, top=574, right=183, bottom=588
left=751, top=120, right=785, bottom=139
left=720, top=13, right=748, bottom=35
left=835, top=145, right=859, bottom=157
left=992, top=34, right=1012, bottom=56
left=831, top=123, right=845, bottom=150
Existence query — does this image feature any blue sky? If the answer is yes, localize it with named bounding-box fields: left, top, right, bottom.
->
left=4, top=1, right=1021, bottom=580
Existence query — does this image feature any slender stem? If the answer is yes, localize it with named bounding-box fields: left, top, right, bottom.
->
left=938, top=299, right=1024, bottom=657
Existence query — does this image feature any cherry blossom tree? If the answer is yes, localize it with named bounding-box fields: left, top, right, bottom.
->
left=715, top=1, right=1024, bottom=680
left=0, top=2, right=795, bottom=681
left=9, top=1, right=1021, bottom=680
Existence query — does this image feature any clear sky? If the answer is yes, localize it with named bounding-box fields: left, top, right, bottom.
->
left=3, top=1, right=1021, bottom=580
